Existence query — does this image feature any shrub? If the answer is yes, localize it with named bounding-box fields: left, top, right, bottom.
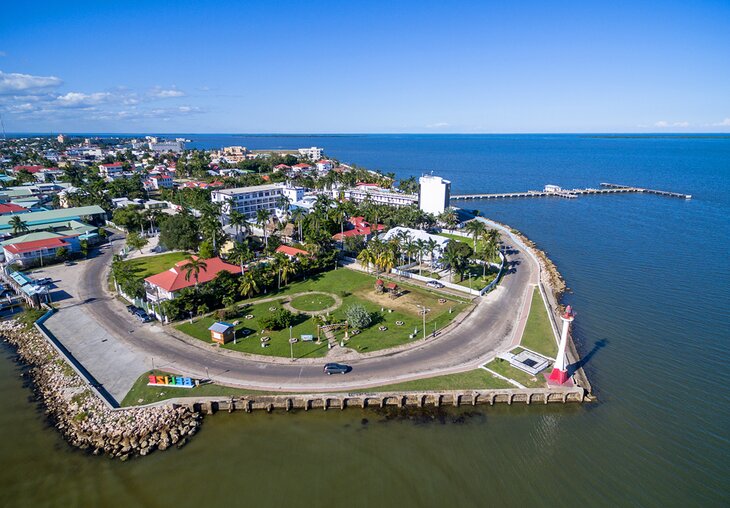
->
left=345, top=304, right=372, bottom=329
left=259, top=308, right=294, bottom=331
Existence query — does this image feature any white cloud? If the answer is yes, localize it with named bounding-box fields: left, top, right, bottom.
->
left=711, top=117, right=730, bottom=127
left=426, top=122, right=450, bottom=128
left=0, top=70, right=62, bottom=94
left=55, top=91, right=111, bottom=108
left=654, top=120, right=690, bottom=128
left=149, top=86, right=185, bottom=98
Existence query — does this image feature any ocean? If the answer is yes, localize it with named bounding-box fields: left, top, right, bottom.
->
left=1, top=134, right=728, bottom=507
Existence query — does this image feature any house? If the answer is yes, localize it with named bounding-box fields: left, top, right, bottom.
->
left=298, top=147, right=324, bottom=160
left=144, top=256, right=242, bottom=303
left=273, top=164, right=291, bottom=173
left=0, top=205, right=107, bottom=235
left=275, top=245, right=309, bottom=259
left=98, top=162, right=125, bottom=179
left=0, top=203, right=30, bottom=216
left=208, top=321, right=235, bottom=344
left=332, top=216, right=384, bottom=241
left=316, top=160, right=333, bottom=173
left=145, top=173, right=174, bottom=191
left=2, top=236, right=80, bottom=267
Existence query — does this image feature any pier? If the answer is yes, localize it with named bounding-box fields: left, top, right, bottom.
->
left=451, top=182, right=692, bottom=201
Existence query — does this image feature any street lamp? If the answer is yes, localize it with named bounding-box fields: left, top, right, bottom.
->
left=289, top=325, right=294, bottom=360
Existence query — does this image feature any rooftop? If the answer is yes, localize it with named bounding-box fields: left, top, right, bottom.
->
left=0, top=206, right=106, bottom=231
left=145, top=256, right=242, bottom=292
left=213, top=183, right=284, bottom=195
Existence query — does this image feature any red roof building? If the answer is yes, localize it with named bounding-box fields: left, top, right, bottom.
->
left=332, top=216, right=384, bottom=241
left=0, top=203, right=29, bottom=215
left=144, top=256, right=242, bottom=298
left=12, top=165, right=45, bottom=174
left=275, top=245, right=310, bottom=258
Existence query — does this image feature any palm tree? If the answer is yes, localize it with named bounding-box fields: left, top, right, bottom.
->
left=426, top=238, right=439, bottom=270
left=394, top=230, right=412, bottom=264
left=279, top=256, right=296, bottom=287
left=478, top=240, right=500, bottom=276
left=290, top=208, right=305, bottom=241
left=182, top=256, right=208, bottom=291
left=376, top=245, right=396, bottom=274
left=9, top=215, right=29, bottom=235
left=239, top=271, right=259, bottom=299
left=357, top=247, right=375, bottom=274
left=229, top=241, right=253, bottom=273
left=464, top=220, right=487, bottom=251
left=439, top=209, right=458, bottom=229
left=229, top=210, right=246, bottom=239
left=414, top=239, right=428, bottom=275
left=255, top=209, right=271, bottom=247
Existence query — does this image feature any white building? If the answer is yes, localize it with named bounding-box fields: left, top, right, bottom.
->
left=298, top=147, right=324, bottom=160
left=316, top=159, right=333, bottom=173
left=343, top=185, right=418, bottom=208
left=149, top=140, right=185, bottom=153
left=98, top=162, right=125, bottom=179
left=419, top=175, right=451, bottom=215
left=211, top=183, right=285, bottom=218
left=281, top=186, right=305, bottom=204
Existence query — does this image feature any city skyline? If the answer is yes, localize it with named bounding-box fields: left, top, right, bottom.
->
left=1, top=0, right=729, bottom=133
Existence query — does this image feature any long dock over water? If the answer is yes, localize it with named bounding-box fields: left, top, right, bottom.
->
left=451, top=182, right=692, bottom=201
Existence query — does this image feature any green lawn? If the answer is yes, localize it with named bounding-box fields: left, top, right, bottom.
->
left=125, top=252, right=190, bottom=278
left=438, top=233, right=501, bottom=263
left=449, top=264, right=498, bottom=289
left=355, top=369, right=512, bottom=392
left=121, top=370, right=269, bottom=407
left=175, top=268, right=469, bottom=357
left=484, top=358, right=546, bottom=388
left=289, top=294, right=336, bottom=311
left=520, top=288, right=559, bottom=358
left=121, top=368, right=513, bottom=407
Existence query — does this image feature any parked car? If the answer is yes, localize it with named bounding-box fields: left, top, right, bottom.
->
left=36, top=277, right=53, bottom=286
left=133, top=309, right=151, bottom=323
left=126, top=305, right=138, bottom=314
left=426, top=281, right=445, bottom=289
left=323, top=363, right=350, bottom=375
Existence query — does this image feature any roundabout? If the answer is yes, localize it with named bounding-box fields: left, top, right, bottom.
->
left=62, top=223, right=540, bottom=394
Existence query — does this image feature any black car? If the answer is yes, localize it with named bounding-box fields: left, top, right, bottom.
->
left=133, top=309, right=151, bottom=323
left=126, top=305, right=139, bottom=314
left=36, top=277, right=53, bottom=286
left=323, top=363, right=350, bottom=375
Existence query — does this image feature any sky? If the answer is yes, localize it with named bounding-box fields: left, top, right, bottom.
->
left=1, top=0, right=729, bottom=134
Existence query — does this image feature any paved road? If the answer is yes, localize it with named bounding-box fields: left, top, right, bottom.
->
left=54, top=230, right=538, bottom=394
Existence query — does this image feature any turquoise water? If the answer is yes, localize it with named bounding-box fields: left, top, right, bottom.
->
left=1, top=135, right=728, bottom=507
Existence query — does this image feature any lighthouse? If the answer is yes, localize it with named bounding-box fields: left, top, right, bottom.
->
left=548, top=305, right=575, bottom=385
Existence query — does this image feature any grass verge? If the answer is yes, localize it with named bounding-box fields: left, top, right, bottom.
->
left=520, top=288, right=558, bottom=358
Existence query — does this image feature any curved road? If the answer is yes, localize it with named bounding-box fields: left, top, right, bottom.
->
left=76, top=232, right=537, bottom=392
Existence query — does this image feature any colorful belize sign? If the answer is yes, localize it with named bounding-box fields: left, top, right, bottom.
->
left=148, top=375, right=195, bottom=388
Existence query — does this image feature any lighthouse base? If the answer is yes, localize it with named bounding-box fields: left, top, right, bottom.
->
left=546, top=368, right=569, bottom=385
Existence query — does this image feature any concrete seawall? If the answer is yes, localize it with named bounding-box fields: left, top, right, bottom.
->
left=169, top=386, right=587, bottom=415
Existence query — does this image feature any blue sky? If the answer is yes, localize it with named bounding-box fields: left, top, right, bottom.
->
left=1, top=0, right=729, bottom=133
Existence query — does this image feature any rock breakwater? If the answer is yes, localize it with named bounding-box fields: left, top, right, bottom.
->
left=0, top=318, right=201, bottom=460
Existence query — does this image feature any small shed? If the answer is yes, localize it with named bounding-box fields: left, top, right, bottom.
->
left=208, top=321, right=235, bottom=344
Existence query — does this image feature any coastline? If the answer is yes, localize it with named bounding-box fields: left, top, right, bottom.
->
left=0, top=220, right=591, bottom=459
left=0, top=320, right=201, bottom=460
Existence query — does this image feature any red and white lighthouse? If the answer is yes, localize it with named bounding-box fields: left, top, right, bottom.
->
left=548, top=305, right=575, bottom=385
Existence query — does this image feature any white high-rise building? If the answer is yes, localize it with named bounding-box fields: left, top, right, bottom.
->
left=211, top=183, right=287, bottom=218
left=418, top=175, right=451, bottom=215
left=298, top=146, right=324, bottom=160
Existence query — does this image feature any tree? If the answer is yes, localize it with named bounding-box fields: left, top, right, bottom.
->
left=9, top=215, right=29, bottom=235
left=126, top=231, right=148, bottom=253
left=14, top=169, right=36, bottom=184
left=439, top=209, right=459, bottom=229
left=198, top=240, right=214, bottom=259
left=464, top=220, right=487, bottom=251
left=398, top=176, right=419, bottom=194
left=255, top=209, right=271, bottom=247
left=259, top=308, right=293, bottom=331
left=442, top=241, right=473, bottom=282
left=229, top=241, right=254, bottom=273
left=159, top=211, right=199, bottom=251
left=228, top=210, right=247, bottom=239
left=345, top=304, right=372, bottom=329
left=79, top=239, right=89, bottom=258
left=55, top=246, right=69, bottom=261
left=182, top=255, right=208, bottom=291
left=239, top=271, right=259, bottom=299
left=357, top=247, right=375, bottom=274
left=414, top=239, right=428, bottom=275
